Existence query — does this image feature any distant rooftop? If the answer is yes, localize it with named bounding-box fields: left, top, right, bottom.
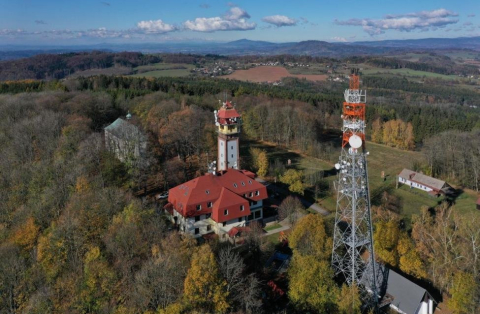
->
left=105, top=117, right=145, bottom=140
left=398, top=168, right=446, bottom=191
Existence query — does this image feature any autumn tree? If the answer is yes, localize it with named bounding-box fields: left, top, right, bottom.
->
left=448, top=271, right=479, bottom=314
left=288, top=255, right=338, bottom=313
left=337, top=284, right=361, bottom=314
left=289, top=214, right=331, bottom=260
left=184, top=244, right=229, bottom=313
left=280, top=169, right=306, bottom=195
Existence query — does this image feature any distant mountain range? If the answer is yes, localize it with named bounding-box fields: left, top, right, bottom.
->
left=1, top=36, right=479, bottom=60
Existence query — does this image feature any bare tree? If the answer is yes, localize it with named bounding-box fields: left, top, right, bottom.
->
left=278, top=196, right=304, bottom=227
left=238, top=274, right=263, bottom=314
left=217, top=246, right=245, bottom=296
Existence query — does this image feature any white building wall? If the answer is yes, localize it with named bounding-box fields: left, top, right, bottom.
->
left=227, top=139, right=238, bottom=169
left=398, top=177, right=433, bottom=192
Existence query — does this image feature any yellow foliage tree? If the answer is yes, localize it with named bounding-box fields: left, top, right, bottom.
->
left=448, top=271, right=478, bottom=314
left=288, top=255, right=338, bottom=313
left=12, top=216, right=39, bottom=251
left=289, top=214, right=331, bottom=261
left=373, top=219, right=400, bottom=267
left=397, top=234, right=427, bottom=278
left=184, top=245, right=229, bottom=313
left=280, top=169, right=305, bottom=195
left=337, top=284, right=361, bottom=314
left=256, top=150, right=269, bottom=177
left=371, top=118, right=383, bottom=143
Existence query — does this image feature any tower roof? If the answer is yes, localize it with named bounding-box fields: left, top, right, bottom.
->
left=217, top=101, right=241, bottom=120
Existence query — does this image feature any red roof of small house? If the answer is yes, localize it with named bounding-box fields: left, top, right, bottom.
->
left=228, top=226, right=251, bottom=237
left=167, top=169, right=267, bottom=221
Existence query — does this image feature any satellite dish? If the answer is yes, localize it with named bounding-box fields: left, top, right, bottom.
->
left=349, top=135, right=362, bottom=149
left=335, top=163, right=340, bottom=170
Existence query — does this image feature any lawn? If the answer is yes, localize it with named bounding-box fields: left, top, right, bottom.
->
left=130, top=63, right=195, bottom=78
left=362, top=68, right=458, bottom=80
left=242, top=139, right=478, bottom=226
left=264, top=223, right=282, bottom=231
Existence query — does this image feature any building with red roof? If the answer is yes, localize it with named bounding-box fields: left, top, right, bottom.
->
left=165, top=101, right=268, bottom=239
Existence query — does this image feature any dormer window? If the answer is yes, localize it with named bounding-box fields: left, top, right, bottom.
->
left=224, top=209, right=228, bottom=216
left=249, top=192, right=253, bottom=197
left=248, top=180, right=252, bottom=184
left=196, top=204, right=202, bottom=211
left=255, top=191, right=260, bottom=196
left=240, top=205, right=244, bottom=211
left=207, top=202, right=213, bottom=208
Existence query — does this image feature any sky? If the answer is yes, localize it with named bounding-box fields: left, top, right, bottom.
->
left=0, top=0, right=479, bottom=45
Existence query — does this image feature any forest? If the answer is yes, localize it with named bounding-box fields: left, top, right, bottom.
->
left=0, top=52, right=160, bottom=81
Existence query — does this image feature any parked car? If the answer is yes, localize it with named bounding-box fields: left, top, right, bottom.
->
left=156, top=191, right=169, bottom=200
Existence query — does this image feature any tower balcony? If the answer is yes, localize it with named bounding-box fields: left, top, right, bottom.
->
left=217, top=124, right=241, bottom=135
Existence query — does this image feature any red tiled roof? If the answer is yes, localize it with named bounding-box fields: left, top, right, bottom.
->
left=217, top=101, right=240, bottom=120
left=228, top=226, right=251, bottom=237
left=212, top=188, right=250, bottom=223
left=168, top=169, right=267, bottom=221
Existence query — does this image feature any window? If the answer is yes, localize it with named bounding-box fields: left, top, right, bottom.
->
left=249, top=192, right=253, bottom=197
left=195, top=216, right=200, bottom=222
left=248, top=214, right=253, bottom=221
left=254, top=211, right=261, bottom=219
left=195, top=228, right=199, bottom=235
left=196, top=204, right=202, bottom=211
left=240, top=205, right=244, bottom=211
left=238, top=217, right=242, bottom=222
left=224, top=209, right=228, bottom=216
left=233, top=183, right=238, bottom=188
left=207, top=225, right=211, bottom=232
left=206, top=213, right=211, bottom=219
left=248, top=180, right=252, bottom=184
left=223, top=221, right=227, bottom=227
left=255, top=190, right=260, bottom=196
left=231, top=146, right=233, bottom=149
left=250, top=201, right=258, bottom=206
left=241, top=181, right=245, bottom=186
left=205, top=190, right=210, bottom=194
left=231, top=154, right=233, bottom=158
left=207, top=202, right=213, bottom=208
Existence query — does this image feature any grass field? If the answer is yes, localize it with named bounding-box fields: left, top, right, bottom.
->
left=264, top=223, right=282, bottom=231
left=243, top=139, right=479, bottom=227
left=362, top=68, right=459, bottom=80
left=131, top=63, right=195, bottom=78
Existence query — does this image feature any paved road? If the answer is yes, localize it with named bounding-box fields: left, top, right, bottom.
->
left=255, top=178, right=330, bottom=216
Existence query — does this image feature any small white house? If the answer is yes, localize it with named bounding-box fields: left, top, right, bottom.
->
left=397, top=169, right=450, bottom=195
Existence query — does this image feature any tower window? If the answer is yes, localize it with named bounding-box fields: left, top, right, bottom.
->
left=231, top=154, right=233, bottom=158
left=224, top=209, right=228, bottom=216
left=231, top=146, right=233, bottom=149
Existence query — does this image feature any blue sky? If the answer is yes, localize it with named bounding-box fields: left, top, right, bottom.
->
left=0, top=0, right=479, bottom=45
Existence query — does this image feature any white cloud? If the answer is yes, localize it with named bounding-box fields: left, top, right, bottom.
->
left=331, top=36, right=347, bottom=42
left=335, top=8, right=459, bottom=35
left=184, top=6, right=255, bottom=32
left=467, top=14, right=476, bottom=18
left=136, top=19, right=177, bottom=34
left=262, top=15, right=296, bottom=27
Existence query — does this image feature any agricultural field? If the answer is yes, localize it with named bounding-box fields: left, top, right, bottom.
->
left=130, top=63, right=195, bottom=78
left=223, top=66, right=328, bottom=82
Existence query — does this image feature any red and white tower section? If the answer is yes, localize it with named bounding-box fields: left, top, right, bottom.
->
left=332, top=71, right=378, bottom=304
left=215, top=101, right=241, bottom=171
